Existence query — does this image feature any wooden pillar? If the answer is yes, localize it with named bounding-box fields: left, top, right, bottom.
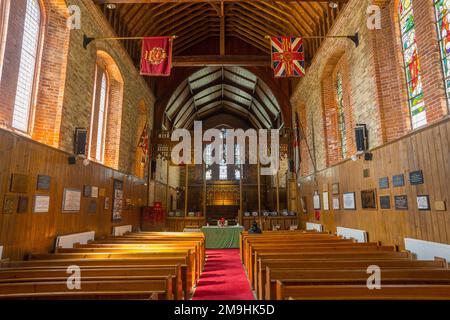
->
left=239, top=164, right=243, bottom=213
left=276, top=170, right=280, bottom=213
left=220, top=1, right=225, bottom=56
left=184, top=164, right=189, bottom=216
left=257, top=161, right=261, bottom=213
left=203, top=163, right=207, bottom=216
left=165, top=159, right=170, bottom=212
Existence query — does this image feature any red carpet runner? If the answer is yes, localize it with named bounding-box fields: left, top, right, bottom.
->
left=192, top=249, right=255, bottom=300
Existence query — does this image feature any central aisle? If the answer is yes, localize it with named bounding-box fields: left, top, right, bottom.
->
left=192, top=249, right=255, bottom=300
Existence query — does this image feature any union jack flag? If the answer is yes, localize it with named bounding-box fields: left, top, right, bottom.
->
left=270, top=36, right=305, bottom=78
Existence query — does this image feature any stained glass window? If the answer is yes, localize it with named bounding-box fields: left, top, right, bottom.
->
left=336, top=72, right=347, bottom=158
left=434, top=0, right=450, bottom=109
left=398, top=0, right=427, bottom=129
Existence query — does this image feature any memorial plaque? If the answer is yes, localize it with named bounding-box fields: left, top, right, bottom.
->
left=409, top=170, right=424, bottom=185
left=363, top=169, right=370, bottom=178
left=104, top=197, right=110, bottom=210
left=332, top=183, right=339, bottom=195
left=333, top=197, right=340, bottom=210
left=88, top=200, right=97, bottom=213
left=361, top=190, right=377, bottom=209
left=379, top=177, right=389, bottom=189
left=10, top=174, right=28, bottom=193
left=33, top=195, right=50, bottom=213
left=17, top=196, right=29, bottom=213
left=37, top=175, right=51, bottom=190
left=380, top=196, right=391, bottom=209
left=322, top=192, right=329, bottom=211
left=313, top=192, right=320, bottom=210
left=91, top=186, right=99, bottom=198
left=62, top=189, right=81, bottom=212
left=393, top=174, right=405, bottom=187
left=417, top=195, right=430, bottom=211
left=83, top=186, right=92, bottom=197
left=343, top=192, right=356, bottom=210
left=3, top=195, right=17, bottom=214
left=99, top=188, right=106, bottom=197
left=394, top=195, right=408, bottom=210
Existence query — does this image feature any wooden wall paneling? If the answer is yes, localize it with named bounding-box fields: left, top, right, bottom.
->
left=297, top=119, right=450, bottom=249
left=0, top=130, right=146, bottom=260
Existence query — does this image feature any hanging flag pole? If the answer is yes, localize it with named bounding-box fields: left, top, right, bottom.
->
left=83, top=34, right=178, bottom=49
left=265, top=33, right=359, bottom=47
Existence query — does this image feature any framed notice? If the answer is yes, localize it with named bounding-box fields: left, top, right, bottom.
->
left=313, top=192, right=320, bottom=210
left=394, top=195, right=408, bottom=210
left=333, top=197, right=340, bottom=210
left=104, top=197, right=110, bottom=210
left=10, top=173, right=29, bottom=193
left=33, top=195, right=50, bottom=213
left=343, top=192, right=356, bottom=210
left=62, top=188, right=81, bottom=212
left=83, top=185, right=92, bottom=197
left=332, top=183, right=339, bottom=195
left=18, top=196, right=29, bottom=213
left=322, top=192, right=329, bottom=211
left=91, top=186, right=99, bottom=198
left=112, top=179, right=124, bottom=222
left=393, top=174, right=405, bottom=187
left=88, top=200, right=97, bottom=214
left=37, top=175, right=51, bottom=191
left=380, top=196, right=391, bottom=209
left=3, top=195, right=17, bottom=214
left=379, top=177, right=389, bottom=189
left=417, top=195, right=430, bottom=211
left=409, top=170, right=424, bottom=185
left=361, top=190, right=377, bottom=209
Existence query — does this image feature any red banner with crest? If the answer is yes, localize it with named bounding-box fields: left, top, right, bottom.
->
left=140, top=37, right=173, bottom=76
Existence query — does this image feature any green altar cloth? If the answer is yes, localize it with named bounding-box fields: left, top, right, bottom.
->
left=201, top=226, right=244, bottom=249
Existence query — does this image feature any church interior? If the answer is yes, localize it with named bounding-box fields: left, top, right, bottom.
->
left=0, top=0, right=450, bottom=301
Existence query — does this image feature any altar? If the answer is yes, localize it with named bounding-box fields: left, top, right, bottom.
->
left=201, top=225, right=244, bottom=249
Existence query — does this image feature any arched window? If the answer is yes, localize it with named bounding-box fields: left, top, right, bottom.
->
left=11, top=0, right=41, bottom=132
left=434, top=0, right=450, bottom=110
left=398, top=0, right=427, bottom=129
left=89, top=65, right=109, bottom=162
left=336, top=72, right=347, bottom=158
left=0, top=0, right=10, bottom=82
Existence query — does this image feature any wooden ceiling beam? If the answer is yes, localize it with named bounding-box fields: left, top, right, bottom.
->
left=173, top=55, right=270, bottom=67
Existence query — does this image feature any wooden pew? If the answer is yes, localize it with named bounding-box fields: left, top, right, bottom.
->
left=0, top=291, right=161, bottom=300
left=265, top=269, right=450, bottom=299
left=0, top=266, right=183, bottom=300
left=257, top=258, right=448, bottom=300
left=251, top=250, right=408, bottom=291
left=276, top=281, right=450, bottom=300
left=1, top=257, right=193, bottom=298
left=28, top=251, right=197, bottom=290
left=0, top=278, right=173, bottom=300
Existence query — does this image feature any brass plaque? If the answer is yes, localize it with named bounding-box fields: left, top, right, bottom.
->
left=435, top=201, right=447, bottom=211
left=99, top=188, right=106, bottom=197
left=10, top=174, right=29, bottom=193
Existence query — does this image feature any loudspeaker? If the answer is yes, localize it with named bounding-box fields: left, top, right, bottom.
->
left=68, top=156, right=76, bottom=165
left=364, top=152, right=373, bottom=161
left=74, top=128, right=87, bottom=156
left=355, top=124, right=368, bottom=152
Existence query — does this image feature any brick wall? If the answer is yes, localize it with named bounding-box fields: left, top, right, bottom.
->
left=291, top=0, right=450, bottom=177
left=0, top=0, right=155, bottom=176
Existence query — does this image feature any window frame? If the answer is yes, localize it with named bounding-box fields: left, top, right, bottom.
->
left=89, top=64, right=110, bottom=163
left=11, top=0, right=44, bottom=134
left=434, top=0, right=450, bottom=111
left=397, top=0, right=427, bottom=130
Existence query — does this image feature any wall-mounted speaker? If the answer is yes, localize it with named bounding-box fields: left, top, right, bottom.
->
left=68, top=156, right=76, bottom=165
left=74, top=128, right=87, bottom=156
left=364, top=152, right=373, bottom=161
left=355, top=124, right=368, bottom=152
